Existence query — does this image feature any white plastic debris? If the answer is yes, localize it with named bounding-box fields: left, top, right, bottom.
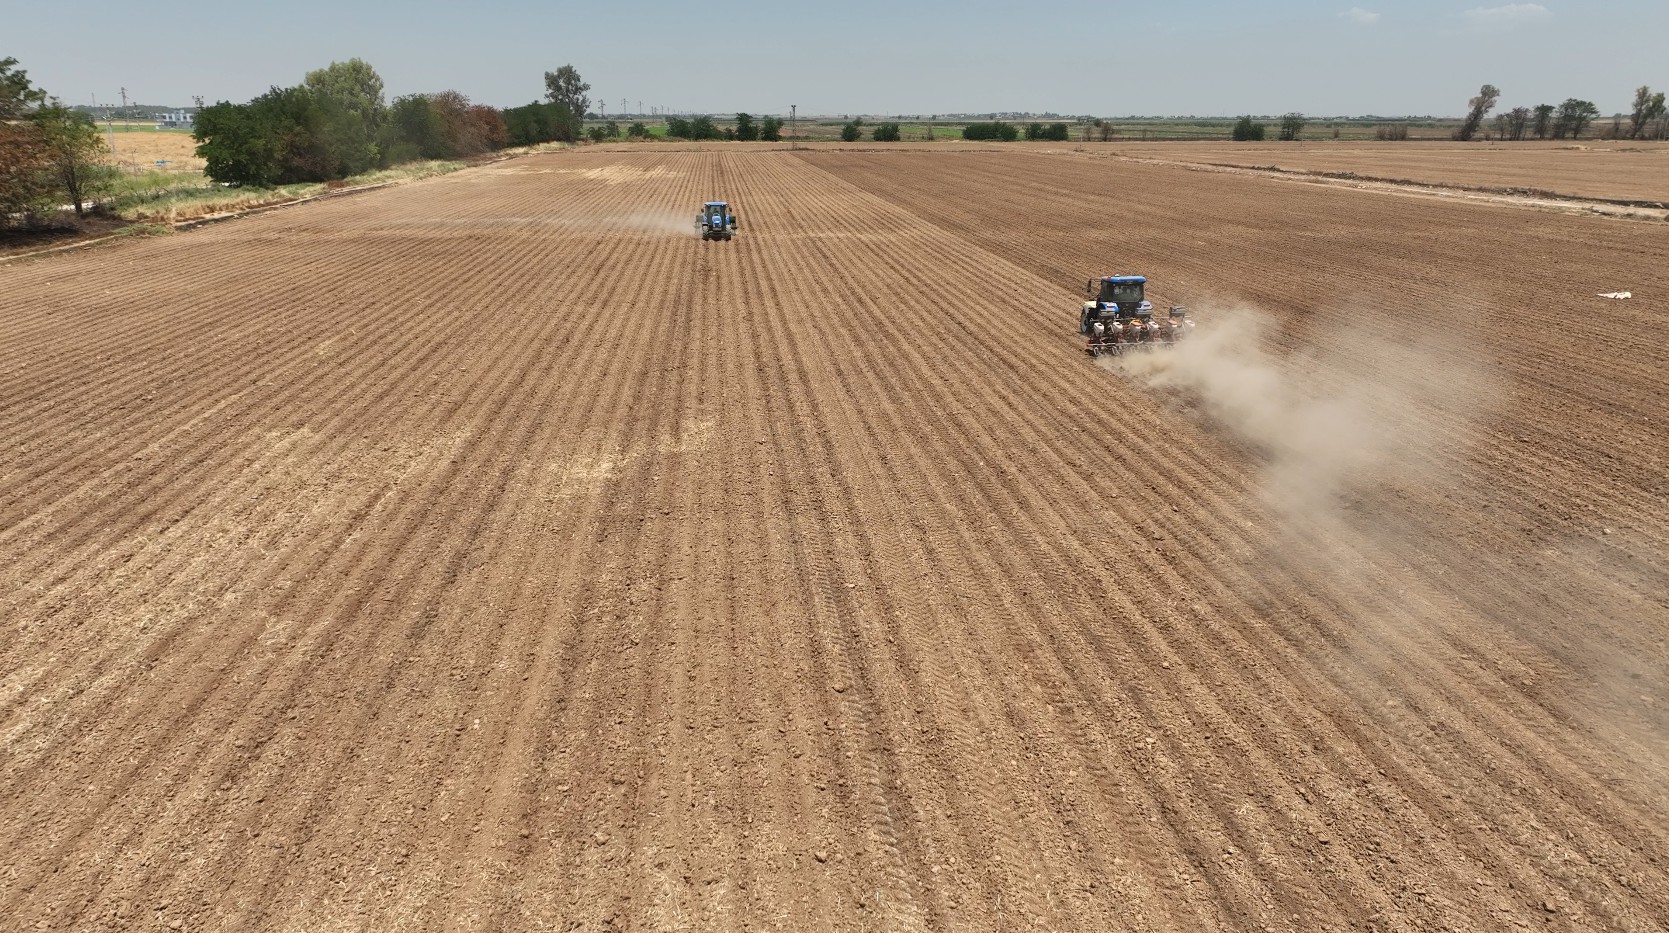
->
left=1597, top=291, right=1632, bottom=299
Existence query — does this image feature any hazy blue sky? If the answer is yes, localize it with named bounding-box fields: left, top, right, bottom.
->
left=5, top=0, right=1661, bottom=116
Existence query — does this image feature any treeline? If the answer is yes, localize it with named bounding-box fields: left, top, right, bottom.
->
left=961, top=121, right=1069, bottom=141
left=194, top=60, right=593, bottom=186
left=664, top=113, right=784, bottom=140
left=1455, top=83, right=1668, bottom=141
left=1, top=57, right=115, bottom=229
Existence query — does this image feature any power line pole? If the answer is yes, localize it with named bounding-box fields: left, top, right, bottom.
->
left=94, top=93, right=116, bottom=155
left=790, top=104, right=797, bottom=148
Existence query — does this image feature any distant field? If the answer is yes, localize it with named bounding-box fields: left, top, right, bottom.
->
left=101, top=128, right=204, bottom=173
left=1101, top=139, right=1669, bottom=203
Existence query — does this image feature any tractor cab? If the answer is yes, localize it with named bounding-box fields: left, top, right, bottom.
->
left=1088, top=276, right=1152, bottom=320
left=697, top=201, right=738, bottom=240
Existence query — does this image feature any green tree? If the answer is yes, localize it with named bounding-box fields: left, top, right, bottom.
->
left=304, top=58, right=386, bottom=172
left=734, top=113, right=758, bottom=141
left=760, top=116, right=783, bottom=141
left=1627, top=85, right=1665, bottom=140
left=872, top=122, right=901, bottom=142
left=1552, top=98, right=1599, bottom=139
left=544, top=65, right=591, bottom=128
left=1456, top=84, right=1500, bottom=141
left=1024, top=121, right=1045, bottom=140
left=666, top=117, right=693, bottom=138
left=840, top=118, right=863, bottom=142
left=1231, top=115, right=1265, bottom=141
left=1503, top=106, right=1530, bottom=140
left=304, top=59, right=384, bottom=127
left=32, top=104, right=115, bottom=216
left=627, top=121, right=648, bottom=137
left=691, top=115, right=718, bottom=139
left=195, top=86, right=335, bottom=186
left=1531, top=103, right=1555, bottom=139
left=1278, top=112, right=1306, bottom=141
left=383, top=93, right=450, bottom=162
left=1, top=57, right=48, bottom=120
left=194, top=99, right=277, bottom=186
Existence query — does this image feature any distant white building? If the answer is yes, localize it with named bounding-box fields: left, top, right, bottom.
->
left=156, top=111, right=194, bottom=130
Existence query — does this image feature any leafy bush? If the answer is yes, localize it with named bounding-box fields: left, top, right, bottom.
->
left=1024, top=122, right=1069, bottom=141
left=381, top=93, right=450, bottom=163
left=628, top=121, right=648, bottom=137
left=502, top=100, right=578, bottom=146
left=872, top=122, right=901, bottom=142
left=691, top=115, right=719, bottom=140
left=734, top=113, right=758, bottom=141
left=1374, top=122, right=1409, bottom=141
left=1231, top=116, right=1265, bottom=141
left=195, top=86, right=336, bottom=186
left=962, top=121, right=1018, bottom=141
left=760, top=116, right=783, bottom=142
left=665, top=117, right=693, bottom=139
left=840, top=118, right=863, bottom=142
left=1278, top=112, right=1306, bottom=141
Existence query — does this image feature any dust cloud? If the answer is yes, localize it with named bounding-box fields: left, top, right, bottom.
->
left=1111, top=306, right=1667, bottom=782
left=403, top=210, right=696, bottom=236
left=611, top=209, right=699, bottom=237
left=1110, top=306, right=1495, bottom=523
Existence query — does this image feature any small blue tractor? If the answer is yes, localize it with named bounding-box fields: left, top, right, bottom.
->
left=1078, top=275, right=1192, bottom=357
left=697, top=202, right=739, bottom=241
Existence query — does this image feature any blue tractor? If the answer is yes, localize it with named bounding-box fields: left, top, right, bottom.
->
left=697, top=201, right=739, bottom=241
left=1079, top=275, right=1192, bottom=357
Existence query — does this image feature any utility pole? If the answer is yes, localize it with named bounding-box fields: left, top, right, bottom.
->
left=95, top=93, right=116, bottom=155
left=119, top=86, right=128, bottom=119
left=790, top=104, right=797, bottom=147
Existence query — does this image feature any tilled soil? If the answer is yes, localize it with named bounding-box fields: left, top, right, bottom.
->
left=1, top=147, right=1666, bottom=932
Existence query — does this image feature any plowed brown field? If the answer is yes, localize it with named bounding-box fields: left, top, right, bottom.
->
left=3, top=147, right=1666, bottom=933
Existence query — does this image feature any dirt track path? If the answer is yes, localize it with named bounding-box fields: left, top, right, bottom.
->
left=2, top=148, right=1666, bottom=932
